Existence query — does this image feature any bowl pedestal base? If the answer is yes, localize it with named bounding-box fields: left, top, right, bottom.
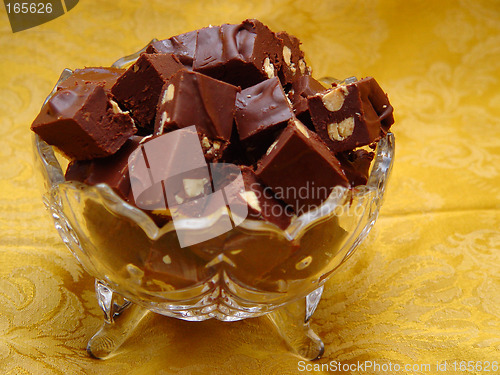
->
left=87, top=280, right=325, bottom=361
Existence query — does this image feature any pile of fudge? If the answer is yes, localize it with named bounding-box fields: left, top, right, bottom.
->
left=31, top=19, right=394, bottom=230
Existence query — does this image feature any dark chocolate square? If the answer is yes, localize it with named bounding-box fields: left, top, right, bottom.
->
left=192, top=19, right=284, bottom=88
left=65, top=136, right=143, bottom=199
left=234, top=77, right=293, bottom=150
left=155, top=70, right=239, bottom=144
left=31, top=83, right=136, bottom=160
left=111, top=53, right=184, bottom=130
left=146, top=30, right=198, bottom=67
left=336, top=149, right=375, bottom=186
left=308, top=77, right=394, bottom=152
left=256, top=119, right=348, bottom=213
left=240, top=166, right=292, bottom=229
left=288, top=75, right=327, bottom=117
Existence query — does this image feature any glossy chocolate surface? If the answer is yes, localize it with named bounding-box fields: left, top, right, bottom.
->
left=31, top=83, right=136, bottom=160
left=146, top=30, right=198, bottom=66
left=336, top=149, right=375, bottom=186
left=58, top=67, right=125, bottom=92
left=111, top=53, right=184, bottom=129
left=154, top=70, right=239, bottom=143
left=65, top=135, right=143, bottom=199
left=256, top=120, right=348, bottom=212
left=308, top=77, right=394, bottom=153
left=193, top=19, right=283, bottom=88
left=235, top=77, right=294, bottom=144
left=289, top=75, right=326, bottom=116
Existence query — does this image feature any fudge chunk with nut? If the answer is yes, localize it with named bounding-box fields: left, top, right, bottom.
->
left=256, top=119, right=348, bottom=213
left=154, top=70, right=239, bottom=160
left=276, top=31, right=309, bottom=85
left=308, top=77, right=394, bottom=153
left=31, top=83, right=136, bottom=160
left=111, top=53, right=184, bottom=130
left=336, top=149, right=375, bottom=187
left=65, top=135, right=143, bottom=199
left=193, top=19, right=283, bottom=88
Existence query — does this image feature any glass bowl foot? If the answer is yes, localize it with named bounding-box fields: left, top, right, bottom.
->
left=267, top=286, right=325, bottom=360
left=87, top=281, right=325, bottom=360
left=87, top=280, right=150, bottom=359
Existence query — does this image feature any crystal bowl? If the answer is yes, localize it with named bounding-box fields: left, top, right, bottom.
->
left=32, top=47, right=395, bottom=360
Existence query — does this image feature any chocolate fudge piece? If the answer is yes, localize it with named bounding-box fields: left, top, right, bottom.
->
left=276, top=31, right=309, bottom=85
left=239, top=166, right=292, bottom=229
left=198, top=134, right=230, bottom=162
left=111, top=53, right=184, bottom=130
left=336, top=149, right=375, bottom=186
left=288, top=75, right=326, bottom=117
left=146, top=30, right=197, bottom=67
left=65, top=136, right=143, bottom=199
left=154, top=70, right=239, bottom=145
left=128, top=127, right=209, bottom=212
left=31, top=83, right=136, bottom=160
left=193, top=19, right=283, bottom=88
left=207, top=164, right=291, bottom=229
left=213, top=123, right=248, bottom=164
left=164, top=166, right=213, bottom=215
left=234, top=77, right=294, bottom=149
left=256, top=119, right=349, bottom=213
left=365, top=78, right=395, bottom=134
left=308, top=77, right=394, bottom=152
left=58, top=67, right=125, bottom=92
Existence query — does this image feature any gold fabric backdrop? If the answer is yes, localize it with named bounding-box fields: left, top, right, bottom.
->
left=1, top=1, right=499, bottom=374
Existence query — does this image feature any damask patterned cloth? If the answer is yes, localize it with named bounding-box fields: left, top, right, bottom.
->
left=1, top=1, right=499, bottom=374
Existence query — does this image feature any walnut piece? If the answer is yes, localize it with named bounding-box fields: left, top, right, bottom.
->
left=109, top=99, right=125, bottom=114
left=327, top=117, right=355, bottom=141
left=294, top=119, right=310, bottom=138
left=183, top=178, right=209, bottom=198
left=298, top=59, right=307, bottom=74
left=321, top=86, right=348, bottom=112
left=263, top=57, right=275, bottom=78
left=201, top=136, right=211, bottom=148
left=283, top=46, right=292, bottom=66
left=240, top=191, right=261, bottom=212
left=162, top=84, right=175, bottom=104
